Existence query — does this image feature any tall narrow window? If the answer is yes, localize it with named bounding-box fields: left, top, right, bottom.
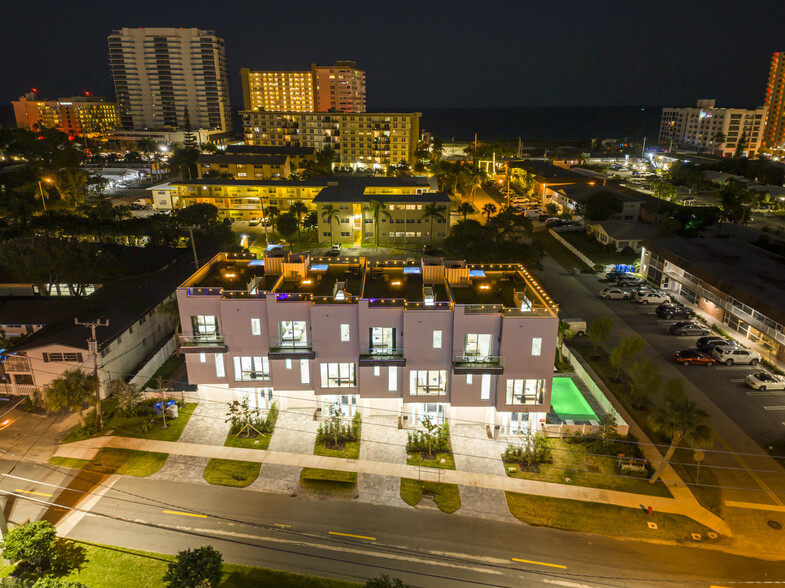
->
left=340, top=324, right=351, bottom=342
left=285, top=358, right=292, bottom=370
left=432, top=330, right=442, bottom=349
left=251, top=318, right=261, bottom=336
left=199, top=353, right=206, bottom=363
left=374, top=366, right=381, bottom=376
left=192, top=315, right=219, bottom=337
left=531, top=337, right=542, bottom=357
left=481, top=374, right=491, bottom=400
left=370, top=327, right=395, bottom=353
left=233, top=356, right=269, bottom=381
left=466, top=374, right=473, bottom=385
left=215, top=354, right=225, bottom=378
left=388, top=366, right=397, bottom=391
left=300, top=359, right=310, bottom=384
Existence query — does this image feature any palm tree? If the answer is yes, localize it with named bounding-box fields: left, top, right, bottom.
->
left=422, top=203, right=445, bottom=246
left=45, top=369, right=99, bottom=428
left=290, top=201, right=309, bottom=251
left=321, top=204, right=340, bottom=246
left=465, top=167, right=487, bottom=202
left=482, top=203, right=497, bottom=224
left=648, top=382, right=712, bottom=483
left=137, top=138, right=155, bottom=160
left=455, top=202, right=474, bottom=220
left=267, top=205, right=280, bottom=235
left=712, top=131, right=726, bottom=155
left=365, top=200, right=392, bottom=246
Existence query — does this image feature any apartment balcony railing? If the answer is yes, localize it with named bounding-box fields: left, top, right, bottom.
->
left=268, top=338, right=315, bottom=359
left=359, top=347, right=406, bottom=366
left=178, top=334, right=227, bottom=353
left=452, top=354, right=504, bottom=374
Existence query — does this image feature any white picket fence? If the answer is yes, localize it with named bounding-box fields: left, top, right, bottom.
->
left=129, top=336, right=177, bottom=390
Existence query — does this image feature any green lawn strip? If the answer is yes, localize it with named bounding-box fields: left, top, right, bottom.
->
left=49, top=448, right=167, bottom=477
left=62, top=403, right=198, bottom=444
left=224, top=431, right=273, bottom=450
left=300, top=468, right=357, bottom=497
left=400, top=478, right=461, bottom=513
left=203, top=459, right=261, bottom=488
left=571, top=341, right=723, bottom=515
left=406, top=451, right=456, bottom=470
left=142, top=353, right=185, bottom=390
left=314, top=439, right=360, bottom=460
left=532, top=232, right=592, bottom=272
left=505, top=492, right=713, bottom=541
left=2, top=540, right=361, bottom=588
left=504, top=438, right=672, bottom=498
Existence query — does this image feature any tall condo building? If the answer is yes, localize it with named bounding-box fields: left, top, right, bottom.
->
left=108, top=28, right=232, bottom=132
left=240, top=61, right=366, bottom=113
left=658, top=99, right=765, bottom=157
left=763, top=51, right=785, bottom=149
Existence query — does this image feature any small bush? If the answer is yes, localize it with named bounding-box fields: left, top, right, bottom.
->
left=1, top=521, right=57, bottom=572
left=407, top=418, right=450, bottom=456
left=503, top=433, right=552, bottom=467
left=317, top=408, right=360, bottom=448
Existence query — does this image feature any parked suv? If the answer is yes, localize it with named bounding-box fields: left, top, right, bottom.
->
left=696, top=336, right=738, bottom=354
left=636, top=291, right=670, bottom=305
left=656, top=303, right=695, bottom=320
left=617, top=277, right=646, bottom=288
left=668, top=322, right=712, bottom=336
left=711, top=345, right=761, bottom=366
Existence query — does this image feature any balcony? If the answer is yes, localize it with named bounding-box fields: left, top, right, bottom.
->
left=452, top=355, right=504, bottom=374
left=359, top=347, right=406, bottom=366
left=178, top=334, right=227, bottom=353
left=268, top=338, right=315, bottom=359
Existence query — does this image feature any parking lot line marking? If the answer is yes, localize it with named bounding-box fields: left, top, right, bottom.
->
left=162, top=510, right=207, bottom=518
left=512, top=558, right=567, bottom=569
left=15, top=489, right=54, bottom=498
left=329, top=531, right=376, bottom=541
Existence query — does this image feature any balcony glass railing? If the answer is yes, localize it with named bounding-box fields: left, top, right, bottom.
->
left=178, top=334, right=226, bottom=348
left=269, top=337, right=312, bottom=352
left=452, top=354, right=503, bottom=369
left=359, top=347, right=405, bottom=361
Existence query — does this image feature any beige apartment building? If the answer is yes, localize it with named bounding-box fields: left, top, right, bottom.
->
left=242, top=111, right=420, bottom=170
left=13, top=93, right=120, bottom=137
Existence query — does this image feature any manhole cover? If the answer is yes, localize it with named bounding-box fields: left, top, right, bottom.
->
left=767, top=520, right=782, bottom=530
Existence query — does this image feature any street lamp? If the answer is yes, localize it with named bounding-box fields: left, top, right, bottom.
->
left=37, top=177, right=52, bottom=212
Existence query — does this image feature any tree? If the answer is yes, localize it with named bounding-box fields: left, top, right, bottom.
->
left=54, top=168, right=91, bottom=209
left=712, top=131, right=726, bottom=155
left=609, top=335, right=645, bottom=381
left=108, top=379, right=144, bottom=417
left=455, top=201, right=474, bottom=220
left=45, top=369, right=99, bottom=428
left=276, top=212, right=299, bottom=251
left=482, top=203, right=497, bottom=224
left=137, top=137, right=156, bottom=159
left=177, top=203, right=218, bottom=231
left=718, top=178, right=752, bottom=231
left=200, top=141, right=218, bottom=153
left=365, top=575, right=413, bottom=588
left=464, top=166, right=486, bottom=202
left=289, top=201, right=309, bottom=250
left=1, top=520, right=57, bottom=572
left=430, top=136, right=443, bottom=162
left=544, top=202, right=560, bottom=216
left=734, top=131, right=748, bottom=158
left=321, top=204, right=340, bottom=246
left=303, top=211, right=318, bottom=237
left=648, top=381, right=712, bottom=483
left=628, top=358, right=661, bottom=409
left=583, top=190, right=623, bottom=221
left=201, top=170, right=234, bottom=180
left=421, top=203, right=445, bottom=246
left=163, top=545, right=223, bottom=588
left=586, top=317, right=612, bottom=356
left=419, top=415, right=441, bottom=458
left=365, top=199, right=392, bottom=246
left=266, top=205, right=280, bottom=233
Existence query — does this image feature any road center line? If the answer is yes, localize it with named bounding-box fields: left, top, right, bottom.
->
left=512, top=557, right=567, bottom=569
left=329, top=531, right=376, bottom=541
left=273, top=523, right=291, bottom=529
left=163, top=510, right=207, bottom=518
left=15, top=489, right=54, bottom=498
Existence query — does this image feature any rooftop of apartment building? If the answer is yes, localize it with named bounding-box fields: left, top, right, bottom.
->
left=643, top=236, right=785, bottom=325
left=170, top=175, right=437, bottom=191
left=557, top=182, right=644, bottom=203
left=509, top=159, right=587, bottom=180
left=225, top=145, right=316, bottom=156
left=196, top=154, right=289, bottom=166
left=181, top=253, right=558, bottom=316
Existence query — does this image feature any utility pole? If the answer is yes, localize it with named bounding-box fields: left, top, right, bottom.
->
left=187, top=227, right=199, bottom=269
left=75, top=318, right=109, bottom=430
left=641, top=136, right=647, bottom=158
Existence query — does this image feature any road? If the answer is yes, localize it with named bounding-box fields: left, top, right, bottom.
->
left=2, top=467, right=783, bottom=587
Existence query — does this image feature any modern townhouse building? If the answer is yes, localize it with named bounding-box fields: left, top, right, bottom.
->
left=241, top=110, right=420, bottom=170
left=658, top=99, right=766, bottom=157
left=169, top=175, right=439, bottom=224
left=176, top=252, right=559, bottom=434
left=108, top=27, right=232, bottom=132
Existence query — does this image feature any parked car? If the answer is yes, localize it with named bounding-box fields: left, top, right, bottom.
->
left=656, top=304, right=695, bottom=320
left=617, top=277, right=646, bottom=288
left=672, top=349, right=716, bottom=367
left=636, top=291, right=670, bottom=305
left=327, top=243, right=342, bottom=256
left=249, top=217, right=262, bottom=226
left=668, top=322, right=712, bottom=336
left=696, top=336, right=738, bottom=353
left=547, top=218, right=573, bottom=228
left=611, top=272, right=636, bottom=283
left=599, top=287, right=631, bottom=300
left=745, top=372, right=785, bottom=391
left=711, top=345, right=761, bottom=366
left=524, top=209, right=545, bottom=219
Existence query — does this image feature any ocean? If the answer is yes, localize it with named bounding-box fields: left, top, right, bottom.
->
left=380, top=106, right=663, bottom=144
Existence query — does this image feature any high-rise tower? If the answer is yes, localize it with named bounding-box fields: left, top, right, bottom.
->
left=763, top=52, right=785, bottom=149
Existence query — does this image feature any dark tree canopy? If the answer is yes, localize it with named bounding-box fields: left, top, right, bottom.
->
left=583, top=190, right=623, bottom=221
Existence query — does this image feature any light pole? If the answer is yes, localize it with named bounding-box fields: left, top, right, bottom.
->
left=37, top=178, right=52, bottom=212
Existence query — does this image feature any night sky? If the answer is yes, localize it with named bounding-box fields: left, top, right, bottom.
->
left=2, top=0, right=783, bottom=110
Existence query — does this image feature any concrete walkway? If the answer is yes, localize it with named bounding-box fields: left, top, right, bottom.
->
left=357, top=415, right=408, bottom=507
left=55, top=434, right=731, bottom=535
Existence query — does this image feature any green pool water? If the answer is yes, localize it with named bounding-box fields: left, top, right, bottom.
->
left=551, top=377, right=598, bottom=421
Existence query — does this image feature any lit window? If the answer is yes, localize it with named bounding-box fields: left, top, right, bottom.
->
left=215, top=354, right=225, bottom=378
left=340, top=324, right=350, bottom=342
left=301, top=359, right=310, bottom=384
left=481, top=374, right=491, bottom=400
left=433, top=330, right=442, bottom=349
left=531, top=338, right=542, bottom=357
left=410, top=370, right=447, bottom=396
left=251, top=318, right=261, bottom=336
left=506, top=379, right=544, bottom=405
left=320, top=363, right=356, bottom=388
left=389, top=366, right=398, bottom=391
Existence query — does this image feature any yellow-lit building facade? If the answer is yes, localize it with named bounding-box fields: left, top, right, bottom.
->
left=196, top=154, right=291, bottom=179
left=12, top=94, right=120, bottom=138
left=240, top=69, right=315, bottom=113
left=241, top=111, right=420, bottom=170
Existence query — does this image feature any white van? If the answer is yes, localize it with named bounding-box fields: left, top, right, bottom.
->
left=561, top=318, right=587, bottom=337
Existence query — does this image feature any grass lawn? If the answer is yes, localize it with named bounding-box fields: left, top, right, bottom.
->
left=570, top=340, right=723, bottom=515
left=224, top=431, right=273, bottom=450
left=0, top=541, right=361, bottom=588
left=142, top=354, right=185, bottom=390
left=406, top=451, right=456, bottom=470
left=50, top=448, right=167, bottom=477
left=314, top=439, right=360, bottom=460
left=505, top=492, right=715, bottom=542
left=504, top=438, right=672, bottom=498
left=63, top=403, right=198, bottom=444
left=300, top=468, right=357, bottom=498
left=532, top=231, right=593, bottom=273
left=203, top=459, right=261, bottom=487
left=400, top=478, right=461, bottom=513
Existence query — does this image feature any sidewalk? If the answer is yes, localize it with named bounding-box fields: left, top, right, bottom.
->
left=54, top=434, right=730, bottom=535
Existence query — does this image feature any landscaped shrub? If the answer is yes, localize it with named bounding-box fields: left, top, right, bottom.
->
left=316, top=408, right=360, bottom=449
left=226, top=398, right=277, bottom=438
left=503, top=433, right=552, bottom=468
left=407, top=417, right=450, bottom=457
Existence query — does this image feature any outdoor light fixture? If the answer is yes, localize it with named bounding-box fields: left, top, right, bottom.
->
left=391, top=281, right=401, bottom=286
left=302, top=279, right=313, bottom=285
left=479, top=285, right=490, bottom=290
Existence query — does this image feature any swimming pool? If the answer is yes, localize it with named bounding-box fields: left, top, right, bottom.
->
left=551, top=377, right=598, bottom=421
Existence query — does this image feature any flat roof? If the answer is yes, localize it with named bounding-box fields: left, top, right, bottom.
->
left=225, top=145, right=315, bottom=156
left=557, top=183, right=643, bottom=203
left=197, top=154, right=288, bottom=165
left=644, top=237, right=785, bottom=326
left=509, top=159, right=587, bottom=180
left=313, top=185, right=450, bottom=204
